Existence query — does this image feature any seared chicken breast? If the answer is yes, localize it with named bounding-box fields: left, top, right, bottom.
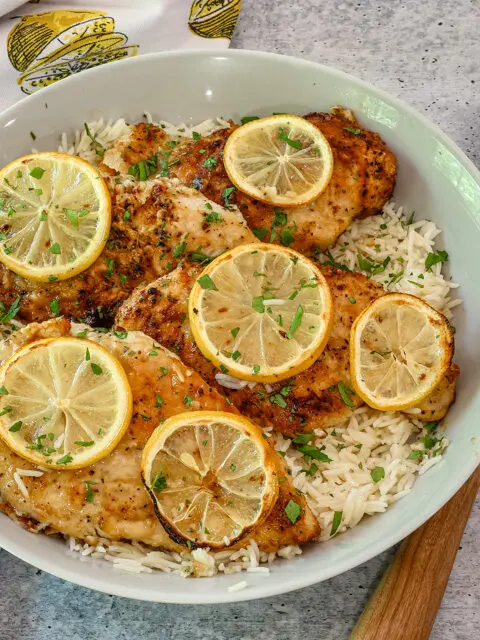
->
left=0, top=178, right=254, bottom=326
left=116, top=264, right=458, bottom=437
left=0, top=319, right=319, bottom=551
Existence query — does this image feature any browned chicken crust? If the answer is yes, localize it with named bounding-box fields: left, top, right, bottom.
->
left=0, top=319, right=319, bottom=551
left=116, top=264, right=458, bottom=437
left=165, top=107, right=397, bottom=254
left=0, top=178, right=254, bottom=326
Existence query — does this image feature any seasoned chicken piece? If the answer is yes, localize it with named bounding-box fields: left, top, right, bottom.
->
left=101, top=121, right=167, bottom=175
left=411, top=363, right=459, bottom=422
left=159, top=107, right=397, bottom=254
left=116, top=265, right=458, bottom=437
left=0, top=178, right=254, bottom=326
left=0, top=319, right=319, bottom=553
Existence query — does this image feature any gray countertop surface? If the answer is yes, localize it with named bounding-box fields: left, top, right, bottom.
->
left=0, top=1, right=479, bottom=638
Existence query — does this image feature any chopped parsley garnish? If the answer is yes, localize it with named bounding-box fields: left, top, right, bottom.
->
left=204, top=211, right=223, bottom=223
left=330, top=511, right=342, bottom=536
left=240, top=115, right=260, bottom=125
left=105, top=258, right=115, bottom=277
left=9, top=420, right=22, bottom=432
left=123, top=210, right=131, bottom=222
left=48, top=275, right=58, bottom=282
left=173, top=242, right=187, bottom=258
left=0, top=387, right=8, bottom=396
left=75, top=440, right=94, bottom=447
left=292, top=433, right=315, bottom=444
left=294, top=443, right=332, bottom=462
left=128, top=153, right=158, bottom=180
left=155, top=394, right=164, bottom=408
left=408, top=450, right=423, bottom=460
left=0, top=296, right=21, bottom=323
left=278, top=128, right=303, bottom=150
left=151, top=472, right=167, bottom=492
left=284, top=499, right=301, bottom=524
left=76, top=329, right=88, bottom=338
left=302, top=462, right=319, bottom=477
left=252, top=227, right=268, bottom=240
left=160, top=367, right=169, bottom=377
left=30, top=131, right=36, bottom=141
left=192, top=131, right=201, bottom=141
left=48, top=242, right=61, bottom=255
left=91, top=363, right=102, bottom=375
left=85, top=348, right=91, bottom=361
left=357, top=254, right=390, bottom=275
left=0, top=406, right=12, bottom=416
left=425, top=250, right=448, bottom=272
left=348, top=297, right=356, bottom=304
left=202, top=156, right=217, bottom=169
left=113, top=331, right=128, bottom=339
left=344, top=127, right=361, bottom=135
left=29, top=167, right=45, bottom=179
left=230, top=463, right=237, bottom=472
left=370, top=350, right=391, bottom=357
left=252, top=365, right=260, bottom=375
left=338, top=381, right=355, bottom=407
left=231, top=350, right=241, bottom=361
left=270, top=393, right=287, bottom=408
left=197, top=274, right=217, bottom=290
left=219, top=364, right=229, bottom=374
left=222, top=186, right=235, bottom=208
left=287, top=305, right=303, bottom=339
left=231, top=327, right=240, bottom=339
left=84, top=123, right=105, bottom=158
left=280, top=228, right=295, bottom=246
left=190, top=249, right=212, bottom=264
left=85, top=480, right=97, bottom=503
left=252, top=296, right=265, bottom=313
left=56, top=454, right=73, bottom=465
left=318, top=249, right=351, bottom=271
left=50, top=299, right=60, bottom=316
left=119, top=274, right=128, bottom=285
left=370, top=466, right=385, bottom=483
left=183, top=394, right=193, bottom=407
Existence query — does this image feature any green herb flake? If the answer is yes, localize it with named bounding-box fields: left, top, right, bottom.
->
left=330, top=511, right=342, bottom=536
left=284, top=499, right=302, bottom=524
left=30, top=131, right=36, bottom=141
left=252, top=365, right=260, bottom=375
left=292, top=433, right=315, bottom=444
left=9, top=420, right=22, bottom=432
left=202, top=156, right=217, bottom=169
left=278, top=128, right=303, bottom=150
left=173, top=241, right=187, bottom=258
left=348, top=297, right=356, bottom=304
left=240, top=116, right=260, bottom=125
left=408, top=450, right=424, bottom=460
left=280, top=228, right=295, bottom=246
left=50, top=299, right=60, bottom=316
left=338, top=381, right=355, bottom=407
left=294, top=443, right=332, bottom=462
left=56, top=454, right=73, bottom=465
left=0, top=296, right=21, bottom=323
left=48, top=242, right=61, bottom=255
left=183, top=394, right=193, bottom=407
left=29, top=167, right=45, bottom=179
left=155, top=394, right=164, bottom=408
left=425, top=250, right=449, bottom=272
left=231, top=327, right=240, bottom=339
left=222, top=186, right=235, bottom=208
left=152, top=472, right=167, bottom=492
left=252, top=227, right=268, bottom=240
left=287, top=305, right=303, bottom=339
left=270, top=393, right=287, bottom=408
left=344, top=127, right=361, bottom=135
left=159, top=367, right=169, bottom=377
left=75, top=440, right=94, bottom=447
left=85, top=480, right=97, bottom=503
left=370, top=466, right=385, bottom=483
left=252, top=296, right=265, bottom=313
left=192, top=131, right=201, bottom=141
left=197, top=274, right=217, bottom=291
left=123, top=210, right=131, bottom=223
left=0, top=387, right=8, bottom=396
left=91, top=363, right=102, bottom=375
left=219, top=364, right=229, bottom=374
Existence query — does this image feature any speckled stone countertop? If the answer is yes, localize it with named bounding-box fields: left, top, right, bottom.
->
left=0, top=2, right=478, bottom=639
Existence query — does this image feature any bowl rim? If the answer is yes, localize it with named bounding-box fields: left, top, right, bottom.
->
left=0, top=47, right=479, bottom=604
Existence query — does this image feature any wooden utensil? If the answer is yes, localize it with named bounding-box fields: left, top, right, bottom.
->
left=350, top=465, right=480, bottom=640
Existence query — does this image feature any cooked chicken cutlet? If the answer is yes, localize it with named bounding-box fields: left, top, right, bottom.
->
left=116, top=265, right=458, bottom=437
left=102, top=108, right=396, bottom=255
left=0, top=179, right=254, bottom=325
left=0, top=319, right=319, bottom=553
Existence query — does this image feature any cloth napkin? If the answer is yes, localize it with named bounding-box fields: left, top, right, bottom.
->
left=0, top=0, right=241, bottom=111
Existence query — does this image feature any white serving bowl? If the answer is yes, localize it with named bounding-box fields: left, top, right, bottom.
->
left=0, top=50, right=479, bottom=604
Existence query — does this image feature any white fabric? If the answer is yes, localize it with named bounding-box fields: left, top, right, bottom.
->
left=0, top=0, right=240, bottom=111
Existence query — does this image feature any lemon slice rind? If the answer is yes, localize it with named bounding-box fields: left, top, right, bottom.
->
left=350, top=293, right=454, bottom=412
left=0, top=336, right=132, bottom=469
left=224, top=114, right=334, bottom=207
left=141, top=411, right=278, bottom=548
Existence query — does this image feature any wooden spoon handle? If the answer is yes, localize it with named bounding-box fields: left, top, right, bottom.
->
left=350, top=466, right=480, bottom=640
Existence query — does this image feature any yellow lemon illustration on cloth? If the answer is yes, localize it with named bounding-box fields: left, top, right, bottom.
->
left=189, top=0, right=241, bottom=39
left=7, top=10, right=138, bottom=95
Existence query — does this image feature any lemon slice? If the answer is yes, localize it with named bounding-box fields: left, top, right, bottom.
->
left=350, top=293, right=454, bottom=411
left=223, top=114, right=333, bottom=207
left=0, top=152, right=111, bottom=281
left=0, top=337, right=132, bottom=469
left=188, top=243, right=333, bottom=383
left=141, top=411, right=278, bottom=548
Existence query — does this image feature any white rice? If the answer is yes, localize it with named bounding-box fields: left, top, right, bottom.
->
left=43, top=116, right=461, bottom=576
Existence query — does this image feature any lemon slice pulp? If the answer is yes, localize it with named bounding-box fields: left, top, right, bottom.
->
left=223, top=114, right=333, bottom=207
left=0, top=152, right=111, bottom=281
left=0, top=336, right=132, bottom=469
left=350, top=293, right=454, bottom=411
left=142, top=411, right=278, bottom=548
left=188, top=243, right=333, bottom=383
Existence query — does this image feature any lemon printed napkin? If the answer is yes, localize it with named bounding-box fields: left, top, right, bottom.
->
left=0, top=0, right=241, bottom=111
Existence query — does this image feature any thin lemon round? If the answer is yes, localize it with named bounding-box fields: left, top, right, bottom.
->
left=188, top=243, right=333, bottom=383
left=224, top=114, right=333, bottom=207
left=0, top=336, right=133, bottom=469
left=350, top=293, right=454, bottom=412
left=0, top=152, right=111, bottom=281
left=141, top=411, right=278, bottom=548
